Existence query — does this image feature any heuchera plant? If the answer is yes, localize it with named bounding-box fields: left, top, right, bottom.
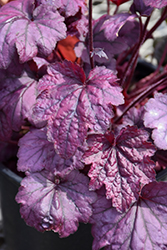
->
left=1, top=0, right=167, bottom=248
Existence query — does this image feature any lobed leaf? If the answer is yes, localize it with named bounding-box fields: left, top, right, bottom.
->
left=83, top=126, right=156, bottom=212
left=33, top=61, right=124, bottom=159
left=0, top=0, right=66, bottom=68
left=15, top=169, right=96, bottom=237
left=17, top=127, right=85, bottom=175
left=144, top=92, right=167, bottom=150
left=91, top=182, right=167, bottom=250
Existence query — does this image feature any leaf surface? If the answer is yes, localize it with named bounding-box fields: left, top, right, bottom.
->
left=143, top=0, right=167, bottom=8
left=83, top=126, right=156, bottom=212
left=144, top=92, right=167, bottom=150
left=0, top=71, right=37, bottom=132
left=15, top=169, right=96, bottom=237
left=0, top=0, right=66, bottom=68
left=91, top=182, right=167, bottom=250
left=33, top=61, right=124, bottom=159
left=17, top=128, right=85, bottom=175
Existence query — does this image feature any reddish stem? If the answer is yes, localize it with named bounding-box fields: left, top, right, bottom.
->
left=114, top=75, right=167, bottom=124
left=88, top=0, right=94, bottom=69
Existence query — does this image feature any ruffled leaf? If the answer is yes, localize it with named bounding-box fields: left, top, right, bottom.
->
left=83, top=126, right=156, bottom=212
left=15, top=169, right=96, bottom=237
left=0, top=0, right=66, bottom=68
left=144, top=92, right=167, bottom=150
left=91, top=182, right=167, bottom=250
left=17, top=127, right=85, bottom=175
left=37, top=0, right=87, bottom=17
left=33, top=61, right=124, bottom=159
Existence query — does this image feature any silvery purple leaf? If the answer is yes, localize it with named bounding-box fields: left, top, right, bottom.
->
left=0, top=71, right=37, bottom=132
left=37, top=0, right=87, bottom=17
left=0, top=0, right=66, bottom=68
left=15, top=169, right=96, bottom=237
left=144, top=92, right=167, bottom=150
left=83, top=126, right=156, bottom=212
left=143, top=0, right=167, bottom=8
left=33, top=61, right=124, bottom=159
left=91, top=182, right=167, bottom=250
left=17, top=127, right=85, bottom=175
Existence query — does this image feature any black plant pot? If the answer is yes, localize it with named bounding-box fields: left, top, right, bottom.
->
left=0, top=164, right=93, bottom=250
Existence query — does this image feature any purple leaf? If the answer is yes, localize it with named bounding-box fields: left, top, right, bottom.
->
left=83, top=126, right=156, bottom=212
left=91, top=182, right=167, bottom=250
left=0, top=110, right=12, bottom=141
left=15, top=169, right=96, bottom=237
left=0, top=71, right=37, bottom=132
left=143, top=0, right=167, bottom=8
left=144, top=92, right=167, bottom=150
left=101, top=13, right=136, bottom=42
left=17, top=128, right=85, bottom=174
left=0, top=0, right=66, bottom=68
left=33, top=61, right=124, bottom=159
left=37, top=0, right=87, bottom=17
left=130, top=0, right=154, bottom=16
left=75, top=14, right=139, bottom=71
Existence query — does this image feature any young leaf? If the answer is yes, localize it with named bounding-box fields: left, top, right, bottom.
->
left=33, top=61, right=124, bottom=159
left=144, top=92, right=167, bottom=150
left=91, top=182, right=167, bottom=250
left=17, top=128, right=85, bottom=174
left=15, top=169, right=96, bottom=237
left=0, top=0, right=66, bottom=68
left=130, top=0, right=154, bottom=16
left=83, top=126, right=156, bottom=212
left=143, top=0, right=167, bottom=9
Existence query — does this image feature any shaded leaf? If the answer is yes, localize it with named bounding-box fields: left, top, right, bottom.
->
left=130, top=0, right=153, bottom=16
left=91, top=182, right=167, bottom=250
left=83, top=126, right=156, bottom=212
left=144, top=92, right=167, bottom=150
left=17, top=127, right=85, bottom=175
left=15, top=169, right=96, bottom=237
left=0, top=71, right=37, bottom=132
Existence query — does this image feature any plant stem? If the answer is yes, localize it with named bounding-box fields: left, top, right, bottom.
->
left=114, top=75, right=167, bottom=124
left=155, top=40, right=167, bottom=73
left=121, top=16, right=150, bottom=90
left=146, top=6, right=167, bottom=40
left=107, top=0, right=110, bottom=15
left=88, top=0, right=94, bottom=69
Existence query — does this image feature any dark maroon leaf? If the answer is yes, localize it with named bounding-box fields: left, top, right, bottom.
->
left=0, top=110, right=12, bottom=141
left=0, top=0, right=66, bottom=68
left=33, top=61, right=124, bottom=159
left=0, top=71, right=37, bottom=132
left=130, top=0, right=154, bottom=16
left=143, top=0, right=167, bottom=8
left=83, top=126, right=156, bottom=212
left=15, top=169, right=96, bottom=237
left=144, top=92, right=167, bottom=150
left=17, top=128, right=85, bottom=174
left=91, top=182, right=167, bottom=250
